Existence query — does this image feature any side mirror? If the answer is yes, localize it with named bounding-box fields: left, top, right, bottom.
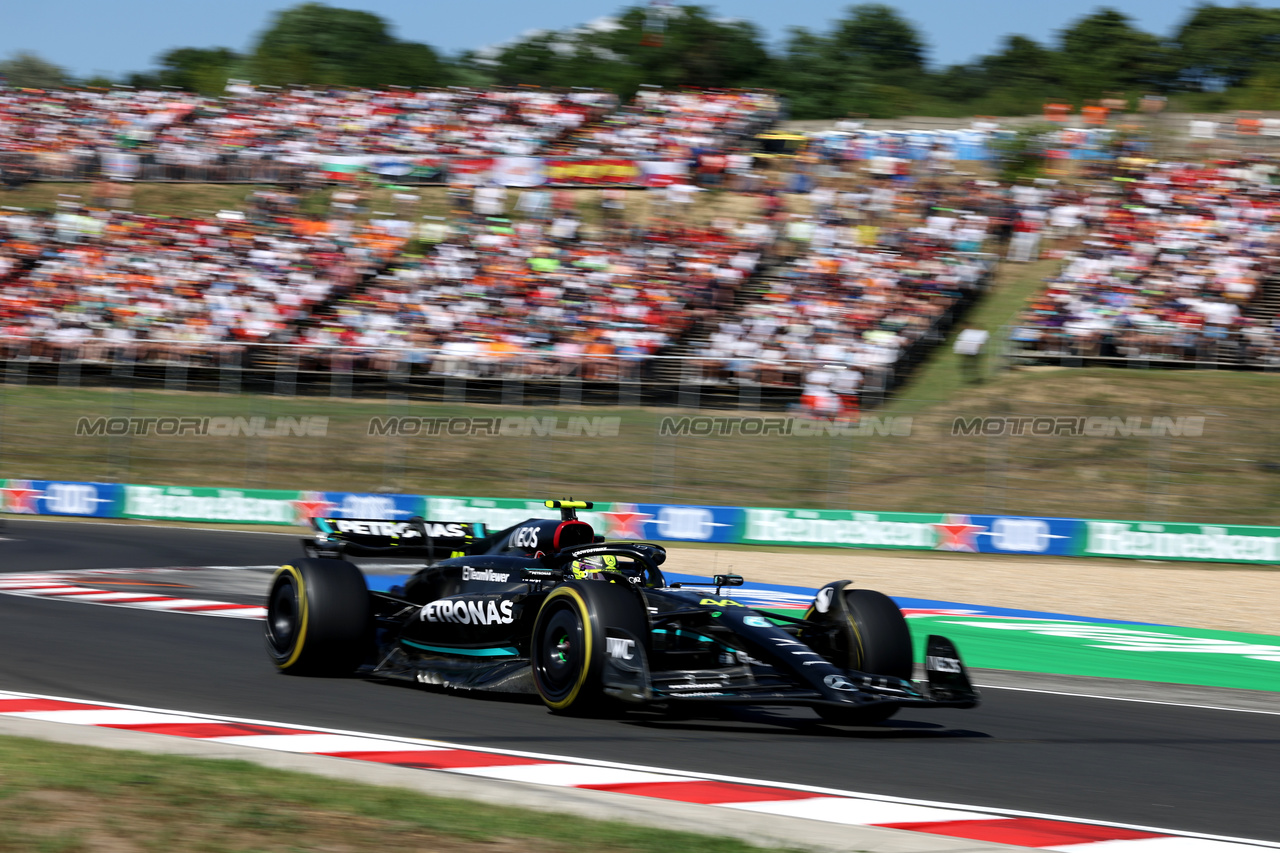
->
left=713, top=574, right=744, bottom=595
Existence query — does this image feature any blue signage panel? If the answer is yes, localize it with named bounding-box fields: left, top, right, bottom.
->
left=966, top=514, right=1081, bottom=556
left=320, top=492, right=426, bottom=521
left=599, top=502, right=742, bottom=544
left=0, top=480, right=122, bottom=517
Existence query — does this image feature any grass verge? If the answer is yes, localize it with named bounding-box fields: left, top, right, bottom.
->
left=0, top=735, right=787, bottom=853
left=884, top=255, right=1061, bottom=413
left=2, top=366, right=1277, bottom=523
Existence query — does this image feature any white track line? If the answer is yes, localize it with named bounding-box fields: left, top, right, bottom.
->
left=0, top=688, right=1275, bottom=850
left=976, top=685, right=1280, bottom=717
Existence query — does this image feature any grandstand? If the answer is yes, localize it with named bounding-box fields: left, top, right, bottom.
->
left=1006, top=161, right=1280, bottom=369
left=0, top=85, right=773, bottom=185
left=1, top=82, right=1278, bottom=416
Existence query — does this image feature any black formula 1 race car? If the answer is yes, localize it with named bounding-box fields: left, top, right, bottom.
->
left=264, top=500, right=979, bottom=723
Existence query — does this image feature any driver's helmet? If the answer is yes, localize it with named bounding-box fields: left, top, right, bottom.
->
left=569, top=553, right=618, bottom=580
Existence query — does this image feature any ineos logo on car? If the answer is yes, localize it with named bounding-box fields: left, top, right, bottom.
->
left=511, top=526, right=540, bottom=549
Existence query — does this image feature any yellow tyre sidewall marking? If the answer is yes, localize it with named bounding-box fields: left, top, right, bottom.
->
left=537, top=587, right=592, bottom=710
left=272, top=565, right=309, bottom=670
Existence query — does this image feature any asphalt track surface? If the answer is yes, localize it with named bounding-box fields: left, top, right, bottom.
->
left=2, top=520, right=1277, bottom=842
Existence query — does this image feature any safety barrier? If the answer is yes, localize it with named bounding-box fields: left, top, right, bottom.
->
left=3, top=481, right=1276, bottom=565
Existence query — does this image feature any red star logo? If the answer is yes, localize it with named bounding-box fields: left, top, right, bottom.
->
left=2, top=480, right=41, bottom=513
left=292, top=491, right=335, bottom=525
left=602, top=503, right=652, bottom=540
left=932, top=514, right=986, bottom=552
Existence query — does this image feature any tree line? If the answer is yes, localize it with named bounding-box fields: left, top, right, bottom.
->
left=4, top=2, right=1280, bottom=119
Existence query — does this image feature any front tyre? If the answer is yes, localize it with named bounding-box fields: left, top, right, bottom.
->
left=531, top=581, right=646, bottom=715
left=812, top=586, right=913, bottom=725
left=265, top=558, right=371, bottom=676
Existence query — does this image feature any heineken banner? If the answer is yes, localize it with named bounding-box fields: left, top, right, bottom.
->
left=741, top=508, right=944, bottom=549
left=1081, top=520, right=1280, bottom=564
left=121, top=485, right=305, bottom=525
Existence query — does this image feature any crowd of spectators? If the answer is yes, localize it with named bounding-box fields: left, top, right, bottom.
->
left=568, top=89, right=780, bottom=160
left=0, top=86, right=780, bottom=183
left=689, top=179, right=1000, bottom=410
left=5, top=94, right=1279, bottom=394
left=0, top=205, right=406, bottom=362
left=1008, top=162, right=1280, bottom=366
left=0, top=86, right=617, bottom=184
left=294, top=213, right=771, bottom=378
left=0, top=188, right=772, bottom=380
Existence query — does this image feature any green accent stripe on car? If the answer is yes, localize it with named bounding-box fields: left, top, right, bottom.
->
left=401, top=639, right=520, bottom=657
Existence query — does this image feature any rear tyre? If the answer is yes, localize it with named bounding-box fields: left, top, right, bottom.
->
left=265, top=558, right=371, bottom=676
left=815, top=588, right=913, bottom=725
left=532, top=581, right=647, bottom=716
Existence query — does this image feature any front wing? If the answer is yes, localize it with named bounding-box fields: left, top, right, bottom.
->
left=602, top=629, right=980, bottom=712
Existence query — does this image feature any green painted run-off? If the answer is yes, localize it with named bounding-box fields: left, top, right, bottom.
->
left=766, top=609, right=1280, bottom=694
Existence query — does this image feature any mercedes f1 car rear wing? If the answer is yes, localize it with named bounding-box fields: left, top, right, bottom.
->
left=305, top=516, right=486, bottom=560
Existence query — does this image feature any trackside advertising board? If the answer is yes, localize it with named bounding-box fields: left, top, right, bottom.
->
left=965, top=515, right=1080, bottom=556
left=612, top=503, right=742, bottom=544
left=423, top=497, right=741, bottom=544
left=120, top=485, right=305, bottom=525
left=425, top=497, right=614, bottom=537
left=0, top=479, right=122, bottom=517
left=1080, top=519, right=1280, bottom=564
left=4, top=479, right=1279, bottom=565
left=320, top=492, right=426, bottom=521
left=741, top=508, right=943, bottom=549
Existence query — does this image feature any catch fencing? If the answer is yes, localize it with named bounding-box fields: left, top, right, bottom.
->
left=1001, top=324, right=1280, bottom=371
left=1, top=358, right=1275, bottom=526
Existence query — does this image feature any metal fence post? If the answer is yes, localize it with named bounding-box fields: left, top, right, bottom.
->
left=165, top=358, right=188, bottom=392
left=444, top=374, right=466, bottom=404
left=6, top=341, right=29, bottom=387
left=57, top=355, right=80, bottom=388
left=220, top=348, right=241, bottom=396
left=650, top=422, right=676, bottom=503
left=0, top=373, right=6, bottom=474
left=618, top=372, right=640, bottom=408
left=502, top=374, right=524, bottom=407
left=825, top=432, right=851, bottom=509
left=330, top=354, right=352, bottom=399
left=382, top=365, right=409, bottom=492
left=244, top=395, right=267, bottom=488
left=984, top=425, right=1008, bottom=515
left=1145, top=416, right=1171, bottom=521
left=559, top=374, right=582, bottom=406
left=108, top=385, right=134, bottom=483
left=274, top=348, right=298, bottom=397
left=677, top=360, right=700, bottom=409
